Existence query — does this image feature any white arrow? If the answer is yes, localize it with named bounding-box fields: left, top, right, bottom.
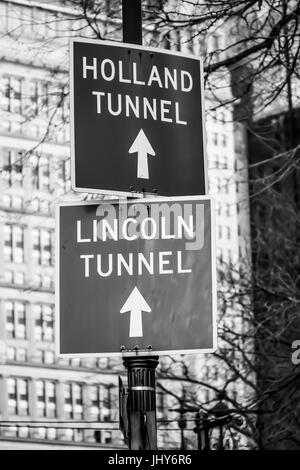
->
left=128, top=129, right=156, bottom=179
left=120, top=286, right=151, bottom=337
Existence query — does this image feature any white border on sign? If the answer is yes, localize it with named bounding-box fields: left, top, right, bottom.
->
left=55, top=195, right=217, bottom=358
left=69, top=38, right=208, bottom=197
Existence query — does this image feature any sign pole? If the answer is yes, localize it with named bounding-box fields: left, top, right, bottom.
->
left=122, top=0, right=142, bottom=45
left=120, top=0, right=160, bottom=450
left=123, top=355, right=159, bottom=450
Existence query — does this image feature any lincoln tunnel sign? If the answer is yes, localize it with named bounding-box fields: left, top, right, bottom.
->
left=56, top=196, right=217, bottom=356
left=70, top=38, right=207, bottom=197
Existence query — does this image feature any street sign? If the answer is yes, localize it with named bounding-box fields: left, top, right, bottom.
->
left=56, top=196, right=217, bottom=356
left=70, top=38, right=207, bottom=197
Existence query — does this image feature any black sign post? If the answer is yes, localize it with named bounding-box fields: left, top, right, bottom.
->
left=121, top=0, right=158, bottom=450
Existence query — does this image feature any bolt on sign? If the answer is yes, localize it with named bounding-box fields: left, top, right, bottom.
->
left=70, top=38, right=207, bottom=197
left=56, top=196, right=217, bottom=356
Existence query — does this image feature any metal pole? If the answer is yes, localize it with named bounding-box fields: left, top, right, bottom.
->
left=123, top=355, right=159, bottom=450
left=120, top=0, right=159, bottom=451
left=122, top=0, right=142, bottom=45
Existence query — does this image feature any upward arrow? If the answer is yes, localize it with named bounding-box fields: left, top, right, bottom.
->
left=128, top=129, right=156, bottom=179
left=120, top=286, right=151, bottom=337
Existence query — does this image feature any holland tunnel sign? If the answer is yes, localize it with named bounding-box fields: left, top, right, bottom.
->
left=56, top=196, right=217, bottom=356
left=70, top=38, right=207, bottom=197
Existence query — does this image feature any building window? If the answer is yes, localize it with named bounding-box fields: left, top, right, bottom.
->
left=18, top=426, right=29, bottom=439
left=12, top=196, right=23, bottom=210
left=38, top=157, right=50, bottom=192
left=64, top=383, right=83, bottom=420
left=226, top=226, right=231, bottom=240
left=221, top=134, right=227, bottom=147
left=5, top=300, right=26, bottom=339
left=33, top=304, right=54, bottom=342
left=2, top=194, right=12, bottom=208
left=1, top=75, right=23, bottom=114
left=212, top=34, right=220, bottom=51
left=57, top=158, right=71, bottom=193
left=36, top=380, right=56, bottom=418
left=47, top=428, right=57, bottom=440
left=30, top=154, right=50, bottom=192
left=222, top=156, right=228, bottom=169
left=40, top=200, right=50, bottom=214
left=4, top=224, right=24, bottom=263
left=6, top=347, right=16, bottom=361
left=98, top=357, right=109, bottom=369
left=33, top=273, right=52, bottom=290
left=218, top=225, right=222, bottom=239
left=44, top=350, right=55, bottom=364
left=224, top=181, right=229, bottom=194
left=33, top=349, right=43, bottom=363
left=212, top=132, right=218, bottom=146
left=4, top=270, right=13, bottom=283
left=102, top=431, right=112, bottom=444
left=226, top=204, right=231, bottom=217
left=32, top=228, right=53, bottom=266
left=16, top=348, right=27, bottom=362
left=7, top=378, right=29, bottom=416
left=214, top=154, right=220, bottom=169
left=2, top=149, right=23, bottom=187
left=100, top=385, right=112, bottom=422
left=28, top=80, right=39, bottom=115
left=27, top=80, right=49, bottom=117
left=14, top=271, right=25, bottom=285
left=90, top=385, right=100, bottom=420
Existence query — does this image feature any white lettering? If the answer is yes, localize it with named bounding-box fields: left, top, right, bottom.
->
left=148, top=65, right=163, bottom=88
left=82, top=57, right=97, bottom=79
left=181, top=70, right=193, bottom=92
left=101, top=59, right=115, bottom=81
left=117, top=253, right=133, bottom=276
left=92, top=91, right=105, bottom=114
left=97, top=254, right=113, bottom=277
left=141, top=218, right=157, bottom=239
left=77, top=220, right=91, bottom=243
left=164, top=67, right=177, bottom=90
left=133, top=62, right=145, bottom=85
left=122, top=218, right=138, bottom=241
left=178, top=215, right=194, bottom=239
left=138, top=252, right=154, bottom=275
left=143, top=97, right=157, bottom=120
left=159, top=251, right=173, bottom=274
left=161, top=100, right=172, bottom=123
left=80, top=254, right=94, bottom=277
left=118, top=60, right=131, bottom=83
left=125, top=95, right=140, bottom=118
left=101, top=219, right=118, bottom=241
left=107, top=93, right=122, bottom=116
left=175, top=102, right=187, bottom=125
left=177, top=251, right=192, bottom=273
